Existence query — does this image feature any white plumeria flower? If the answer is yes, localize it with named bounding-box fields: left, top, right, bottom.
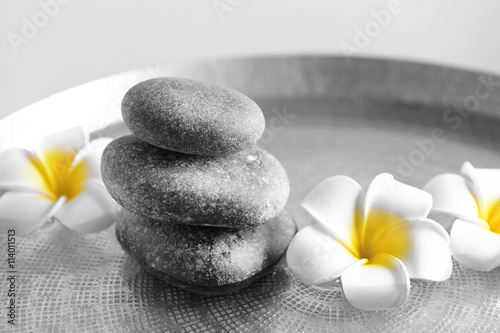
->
left=0, top=127, right=117, bottom=235
left=286, top=174, right=452, bottom=311
left=424, top=162, right=500, bottom=271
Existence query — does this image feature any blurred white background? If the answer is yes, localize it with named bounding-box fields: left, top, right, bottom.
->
left=2, top=0, right=500, bottom=119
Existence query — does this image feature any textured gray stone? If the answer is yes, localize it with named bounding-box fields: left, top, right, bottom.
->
left=101, top=135, right=289, bottom=228
left=122, top=77, right=265, bottom=156
left=115, top=208, right=296, bottom=295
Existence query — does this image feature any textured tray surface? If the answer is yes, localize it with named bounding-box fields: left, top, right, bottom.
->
left=1, top=56, right=500, bottom=332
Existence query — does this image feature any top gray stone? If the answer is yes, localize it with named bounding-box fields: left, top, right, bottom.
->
left=122, top=77, right=265, bottom=156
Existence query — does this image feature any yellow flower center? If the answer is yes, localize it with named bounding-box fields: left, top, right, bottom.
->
left=27, top=148, right=89, bottom=203
left=352, top=209, right=412, bottom=264
left=482, top=200, right=500, bottom=234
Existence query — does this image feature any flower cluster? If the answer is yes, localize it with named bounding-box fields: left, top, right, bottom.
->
left=287, top=163, right=500, bottom=311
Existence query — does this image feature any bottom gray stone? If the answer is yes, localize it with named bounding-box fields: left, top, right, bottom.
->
left=115, top=208, right=297, bottom=295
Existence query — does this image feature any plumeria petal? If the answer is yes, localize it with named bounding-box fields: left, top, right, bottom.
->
left=0, top=191, right=55, bottom=236
left=301, top=176, right=364, bottom=254
left=423, top=173, right=479, bottom=220
left=286, top=225, right=362, bottom=286
left=55, top=180, right=116, bottom=233
left=341, top=253, right=410, bottom=311
left=364, top=173, right=432, bottom=222
left=371, top=218, right=452, bottom=281
left=72, top=137, right=113, bottom=180
left=0, top=148, right=49, bottom=193
left=461, top=162, right=500, bottom=223
left=36, top=127, right=89, bottom=154
left=362, top=174, right=432, bottom=250
left=450, top=218, right=500, bottom=271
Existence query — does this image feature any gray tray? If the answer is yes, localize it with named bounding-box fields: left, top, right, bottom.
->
left=1, top=56, right=500, bottom=332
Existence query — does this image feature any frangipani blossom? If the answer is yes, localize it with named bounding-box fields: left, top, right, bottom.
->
left=286, top=174, right=452, bottom=311
left=0, top=127, right=117, bottom=236
left=424, top=162, right=500, bottom=271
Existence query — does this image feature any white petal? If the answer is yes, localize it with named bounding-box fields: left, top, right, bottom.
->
left=0, top=148, right=48, bottom=193
left=461, top=161, right=500, bottom=222
left=365, top=173, right=432, bottom=221
left=286, top=225, right=362, bottom=286
left=362, top=174, right=432, bottom=247
left=301, top=175, right=364, bottom=253
left=371, top=218, right=452, bottom=281
left=36, top=126, right=89, bottom=154
left=341, top=253, right=410, bottom=311
left=0, top=191, right=54, bottom=236
left=423, top=173, right=479, bottom=220
left=72, top=137, right=113, bottom=180
left=55, top=180, right=116, bottom=233
left=450, top=218, right=500, bottom=271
